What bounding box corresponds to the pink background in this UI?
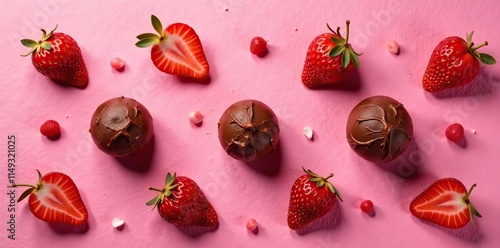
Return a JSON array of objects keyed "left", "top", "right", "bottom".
[{"left": 1, "top": 0, "right": 500, "bottom": 247}]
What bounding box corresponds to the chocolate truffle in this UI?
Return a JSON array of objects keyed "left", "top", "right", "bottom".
[
  {"left": 90, "top": 96, "right": 154, "bottom": 157},
  {"left": 346, "top": 96, "right": 413, "bottom": 163},
  {"left": 218, "top": 100, "right": 280, "bottom": 162}
]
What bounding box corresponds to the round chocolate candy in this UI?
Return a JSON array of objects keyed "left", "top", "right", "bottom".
[
  {"left": 346, "top": 96, "right": 413, "bottom": 163},
  {"left": 90, "top": 96, "right": 154, "bottom": 157},
  {"left": 218, "top": 100, "right": 280, "bottom": 162}
]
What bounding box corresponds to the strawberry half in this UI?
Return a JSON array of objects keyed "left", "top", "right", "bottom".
[
  {"left": 13, "top": 170, "right": 88, "bottom": 225},
  {"left": 287, "top": 167, "right": 342, "bottom": 230},
  {"left": 147, "top": 172, "right": 218, "bottom": 227},
  {"left": 422, "top": 32, "right": 496, "bottom": 92},
  {"left": 410, "top": 178, "right": 481, "bottom": 229},
  {"left": 136, "top": 15, "right": 209, "bottom": 79},
  {"left": 301, "top": 20, "right": 361, "bottom": 88},
  {"left": 21, "top": 25, "right": 89, "bottom": 89}
]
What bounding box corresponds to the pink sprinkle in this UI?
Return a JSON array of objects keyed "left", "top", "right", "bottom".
[
  {"left": 110, "top": 57, "right": 125, "bottom": 70},
  {"left": 387, "top": 41, "right": 399, "bottom": 55},
  {"left": 189, "top": 111, "right": 203, "bottom": 125},
  {"left": 246, "top": 218, "right": 258, "bottom": 233}
]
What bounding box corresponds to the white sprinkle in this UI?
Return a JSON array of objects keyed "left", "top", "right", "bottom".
[
  {"left": 189, "top": 111, "right": 203, "bottom": 125},
  {"left": 303, "top": 126, "right": 313, "bottom": 140},
  {"left": 387, "top": 41, "right": 399, "bottom": 55},
  {"left": 472, "top": 129, "right": 477, "bottom": 134},
  {"left": 112, "top": 218, "right": 125, "bottom": 230}
]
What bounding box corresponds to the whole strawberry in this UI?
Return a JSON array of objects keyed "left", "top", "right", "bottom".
[
  {"left": 287, "top": 167, "right": 342, "bottom": 230},
  {"left": 13, "top": 170, "right": 88, "bottom": 225},
  {"left": 422, "top": 32, "right": 496, "bottom": 92},
  {"left": 301, "top": 20, "right": 361, "bottom": 88},
  {"left": 147, "top": 172, "right": 218, "bottom": 227},
  {"left": 21, "top": 25, "right": 88, "bottom": 89},
  {"left": 136, "top": 15, "right": 209, "bottom": 79}
]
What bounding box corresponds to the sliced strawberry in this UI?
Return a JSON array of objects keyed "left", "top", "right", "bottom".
[
  {"left": 136, "top": 15, "right": 209, "bottom": 79},
  {"left": 410, "top": 178, "right": 481, "bottom": 229},
  {"left": 14, "top": 170, "right": 88, "bottom": 225}
]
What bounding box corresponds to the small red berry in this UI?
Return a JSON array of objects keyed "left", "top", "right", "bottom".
[
  {"left": 360, "top": 200, "right": 374, "bottom": 213},
  {"left": 246, "top": 218, "right": 258, "bottom": 234},
  {"left": 445, "top": 123, "right": 464, "bottom": 144},
  {"left": 110, "top": 57, "right": 125, "bottom": 70},
  {"left": 40, "top": 120, "right": 61, "bottom": 140},
  {"left": 250, "top": 37, "right": 268, "bottom": 57}
]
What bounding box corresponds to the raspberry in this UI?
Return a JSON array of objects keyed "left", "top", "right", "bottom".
[{"left": 40, "top": 120, "right": 61, "bottom": 140}]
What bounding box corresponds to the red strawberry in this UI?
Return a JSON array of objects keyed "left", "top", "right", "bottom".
[
  {"left": 13, "top": 170, "right": 88, "bottom": 225},
  {"left": 287, "top": 167, "right": 342, "bottom": 230},
  {"left": 422, "top": 32, "right": 496, "bottom": 92},
  {"left": 21, "top": 25, "right": 88, "bottom": 89},
  {"left": 136, "top": 15, "right": 209, "bottom": 79},
  {"left": 40, "top": 120, "right": 61, "bottom": 140},
  {"left": 410, "top": 178, "right": 481, "bottom": 229},
  {"left": 301, "top": 20, "right": 361, "bottom": 88},
  {"left": 147, "top": 172, "right": 218, "bottom": 227}
]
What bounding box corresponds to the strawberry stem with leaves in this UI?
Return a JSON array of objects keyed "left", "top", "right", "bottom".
[
  {"left": 326, "top": 20, "right": 361, "bottom": 68},
  {"left": 11, "top": 169, "right": 44, "bottom": 202},
  {"left": 466, "top": 32, "right": 496, "bottom": 66},
  {"left": 464, "top": 183, "right": 482, "bottom": 224},
  {"left": 146, "top": 172, "right": 178, "bottom": 210},
  {"left": 21, "top": 25, "right": 58, "bottom": 57},
  {"left": 303, "top": 167, "right": 343, "bottom": 202},
  {"left": 135, "top": 15, "right": 166, "bottom": 48}
]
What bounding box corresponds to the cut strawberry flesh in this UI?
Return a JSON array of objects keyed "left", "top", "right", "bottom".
[
  {"left": 151, "top": 23, "right": 209, "bottom": 79},
  {"left": 410, "top": 178, "right": 478, "bottom": 229},
  {"left": 29, "top": 172, "right": 88, "bottom": 225}
]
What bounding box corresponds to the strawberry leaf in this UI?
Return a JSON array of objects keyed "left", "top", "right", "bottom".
[
  {"left": 17, "top": 188, "right": 35, "bottom": 203},
  {"left": 479, "top": 53, "right": 496, "bottom": 65},
  {"left": 328, "top": 45, "right": 345, "bottom": 57},
  {"left": 341, "top": 49, "right": 350, "bottom": 68},
  {"left": 146, "top": 195, "right": 160, "bottom": 207},
  {"left": 349, "top": 49, "right": 360, "bottom": 68},
  {"left": 135, "top": 38, "right": 157, "bottom": 48},
  {"left": 151, "top": 15, "right": 163, "bottom": 35},
  {"left": 317, "top": 180, "right": 325, "bottom": 187},
  {"left": 165, "top": 172, "right": 176, "bottom": 186},
  {"left": 21, "top": 39, "right": 37, "bottom": 48},
  {"left": 41, "top": 42, "right": 52, "bottom": 51},
  {"left": 467, "top": 31, "right": 474, "bottom": 45},
  {"left": 330, "top": 36, "right": 344, "bottom": 46},
  {"left": 137, "top": 33, "right": 159, "bottom": 40}
]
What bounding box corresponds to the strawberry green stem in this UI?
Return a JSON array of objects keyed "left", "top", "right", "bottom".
[
  {"left": 323, "top": 173, "right": 334, "bottom": 181},
  {"left": 11, "top": 183, "right": 37, "bottom": 188},
  {"left": 344, "top": 20, "right": 351, "bottom": 45},
  {"left": 148, "top": 187, "right": 164, "bottom": 193},
  {"left": 472, "top": 41, "right": 488, "bottom": 51}
]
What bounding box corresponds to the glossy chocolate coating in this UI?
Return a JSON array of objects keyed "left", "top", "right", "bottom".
[
  {"left": 90, "top": 96, "right": 154, "bottom": 157},
  {"left": 218, "top": 100, "right": 280, "bottom": 162},
  {"left": 346, "top": 96, "right": 413, "bottom": 163}
]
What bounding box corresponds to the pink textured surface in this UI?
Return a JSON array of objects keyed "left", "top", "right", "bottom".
[{"left": 1, "top": 1, "right": 500, "bottom": 247}]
